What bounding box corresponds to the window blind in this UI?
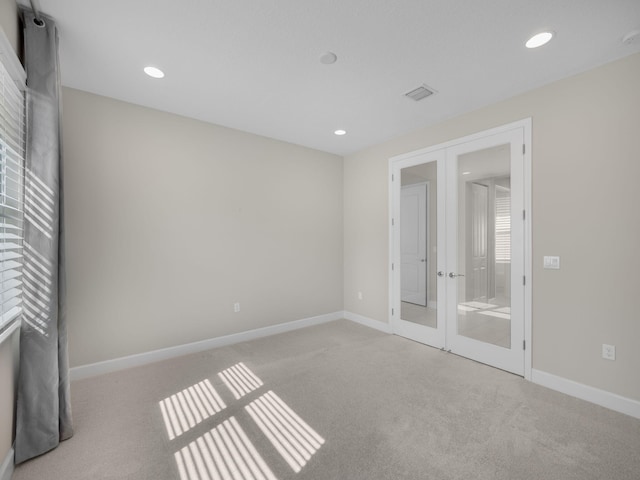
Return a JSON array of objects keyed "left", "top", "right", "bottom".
[
  {"left": 0, "top": 54, "right": 25, "bottom": 330},
  {"left": 495, "top": 185, "right": 511, "bottom": 264}
]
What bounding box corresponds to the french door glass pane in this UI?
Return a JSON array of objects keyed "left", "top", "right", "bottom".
[
  {"left": 400, "top": 162, "right": 437, "bottom": 328},
  {"left": 456, "top": 144, "right": 511, "bottom": 348}
]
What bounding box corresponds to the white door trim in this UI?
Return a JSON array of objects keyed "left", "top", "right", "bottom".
[{"left": 389, "top": 118, "right": 532, "bottom": 380}]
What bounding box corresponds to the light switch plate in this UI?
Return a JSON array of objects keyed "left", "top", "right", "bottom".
[
  {"left": 602, "top": 344, "right": 616, "bottom": 361},
  {"left": 543, "top": 256, "right": 560, "bottom": 269}
]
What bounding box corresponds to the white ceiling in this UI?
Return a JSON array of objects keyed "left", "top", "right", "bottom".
[{"left": 20, "top": 1, "right": 640, "bottom": 155}]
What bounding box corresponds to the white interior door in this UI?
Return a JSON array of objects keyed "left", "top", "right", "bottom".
[
  {"left": 391, "top": 151, "right": 446, "bottom": 349},
  {"left": 391, "top": 121, "right": 530, "bottom": 377},
  {"left": 445, "top": 129, "right": 525, "bottom": 375},
  {"left": 400, "top": 183, "right": 427, "bottom": 306}
]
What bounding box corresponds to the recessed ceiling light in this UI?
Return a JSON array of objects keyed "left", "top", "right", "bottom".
[
  {"left": 334, "top": 129, "right": 347, "bottom": 136},
  {"left": 144, "top": 66, "right": 165, "bottom": 78},
  {"left": 320, "top": 52, "right": 338, "bottom": 65},
  {"left": 526, "top": 32, "right": 554, "bottom": 49},
  {"left": 622, "top": 29, "right": 640, "bottom": 46},
  {"left": 462, "top": 171, "right": 471, "bottom": 175}
]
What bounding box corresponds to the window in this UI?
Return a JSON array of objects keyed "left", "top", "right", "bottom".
[
  {"left": 0, "top": 47, "right": 25, "bottom": 330},
  {"left": 495, "top": 184, "right": 511, "bottom": 264}
]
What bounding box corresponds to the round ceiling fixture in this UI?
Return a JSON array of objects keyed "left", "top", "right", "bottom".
[
  {"left": 622, "top": 29, "right": 640, "bottom": 45},
  {"left": 144, "top": 66, "right": 165, "bottom": 78},
  {"left": 526, "top": 31, "right": 554, "bottom": 49},
  {"left": 320, "top": 52, "right": 338, "bottom": 65},
  {"left": 334, "top": 129, "right": 347, "bottom": 136}
]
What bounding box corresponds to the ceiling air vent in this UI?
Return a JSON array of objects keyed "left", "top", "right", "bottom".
[{"left": 405, "top": 84, "right": 435, "bottom": 101}]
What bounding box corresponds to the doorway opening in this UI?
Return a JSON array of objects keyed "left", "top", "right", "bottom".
[{"left": 389, "top": 119, "right": 532, "bottom": 378}]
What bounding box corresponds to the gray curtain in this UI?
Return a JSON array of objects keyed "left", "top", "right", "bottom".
[{"left": 14, "top": 9, "right": 73, "bottom": 464}]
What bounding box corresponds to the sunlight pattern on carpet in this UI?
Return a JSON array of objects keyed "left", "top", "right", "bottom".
[
  {"left": 160, "top": 379, "right": 227, "bottom": 440},
  {"left": 174, "top": 417, "right": 277, "bottom": 480},
  {"left": 166, "top": 364, "right": 325, "bottom": 478},
  {"left": 218, "top": 362, "right": 264, "bottom": 399},
  {"left": 246, "top": 391, "right": 325, "bottom": 473}
]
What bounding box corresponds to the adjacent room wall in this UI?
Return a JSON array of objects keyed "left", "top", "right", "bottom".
[
  {"left": 62, "top": 88, "right": 343, "bottom": 367},
  {"left": 344, "top": 52, "right": 640, "bottom": 402}
]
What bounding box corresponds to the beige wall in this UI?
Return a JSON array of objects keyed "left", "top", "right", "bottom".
[
  {"left": 0, "top": 329, "right": 19, "bottom": 464},
  {"left": 0, "top": 0, "right": 18, "bottom": 54},
  {"left": 62, "top": 88, "right": 343, "bottom": 367},
  {"left": 344, "top": 53, "right": 640, "bottom": 402}
]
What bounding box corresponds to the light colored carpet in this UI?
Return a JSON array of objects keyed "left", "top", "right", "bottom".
[{"left": 13, "top": 320, "right": 640, "bottom": 480}]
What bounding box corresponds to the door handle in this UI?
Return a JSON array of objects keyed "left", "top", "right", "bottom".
[
  {"left": 420, "top": 259, "right": 426, "bottom": 262},
  {"left": 448, "top": 272, "right": 465, "bottom": 278},
  {"left": 437, "top": 271, "right": 445, "bottom": 277}
]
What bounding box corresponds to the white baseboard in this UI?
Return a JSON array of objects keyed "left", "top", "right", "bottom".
[
  {"left": 342, "top": 317, "right": 640, "bottom": 420},
  {"left": 343, "top": 311, "right": 392, "bottom": 334},
  {"left": 0, "top": 448, "right": 13, "bottom": 480},
  {"left": 531, "top": 369, "right": 640, "bottom": 420},
  {"left": 69, "top": 314, "right": 640, "bottom": 421},
  {"left": 71, "top": 311, "right": 343, "bottom": 381}
]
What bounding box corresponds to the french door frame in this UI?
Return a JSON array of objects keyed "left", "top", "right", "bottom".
[{"left": 388, "top": 119, "right": 532, "bottom": 380}]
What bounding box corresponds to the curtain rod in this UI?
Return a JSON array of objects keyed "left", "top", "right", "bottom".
[{"left": 29, "top": 0, "right": 45, "bottom": 26}]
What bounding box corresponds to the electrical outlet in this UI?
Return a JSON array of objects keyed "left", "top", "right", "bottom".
[
  {"left": 233, "top": 303, "right": 240, "bottom": 313},
  {"left": 602, "top": 344, "right": 616, "bottom": 361},
  {"left": 357, "top": 291, "right": 363, "bottom": 300}
]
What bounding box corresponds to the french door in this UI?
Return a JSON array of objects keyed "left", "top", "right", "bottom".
[{"left": 390, "top": 121, "right": 531, "bottom": 376}]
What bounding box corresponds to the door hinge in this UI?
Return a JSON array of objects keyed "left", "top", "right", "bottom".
[
  {"left": 523, "top": 340, "right": 526, "bottom": 350},
  {"left": 522, "top": 144, "right": 525, "bottom": 155},
  {"left": 523, "top": 276, "right": 526, "bottom": 286},
  {"left": 392, "top": 174, "right": 395, "bottom": 181},
  {"left": 523, "top": 209, "right": 526, "bottom": 220},
  {"left": 392, "top": 308, "right": 395, "bottom": 316},
  {"left": 392, "top": 263, "right": 395, "bottom": 271},
  {"left": 392, "top": 218, "right": 395, "bottom": 226}
]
